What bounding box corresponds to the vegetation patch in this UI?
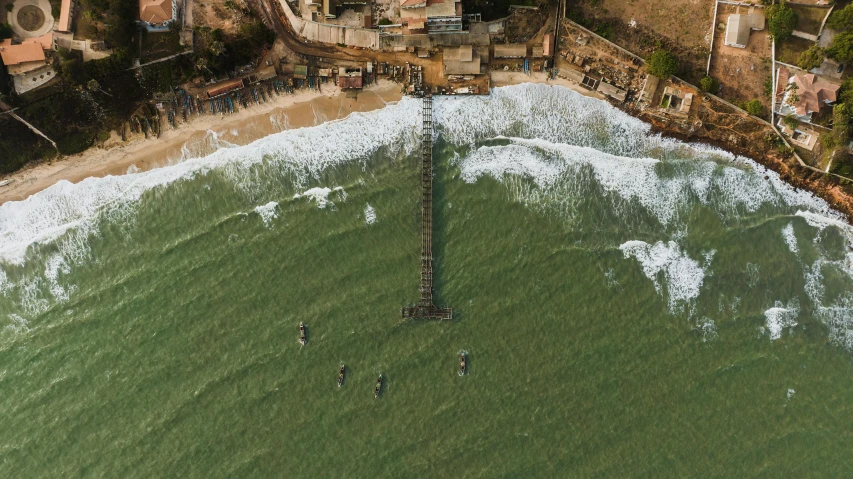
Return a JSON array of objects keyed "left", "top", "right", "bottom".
[
  {"left": 776, "top": 36, "right": 814, "bottom": 65},
  {"left": 790, "top": 4, "right": 828, "bottom": 36}
]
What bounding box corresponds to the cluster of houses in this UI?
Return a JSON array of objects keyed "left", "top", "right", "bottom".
[
  {"left": 719, "top": 7, "right": 841, "bottom": 152},
  {"left": 0, "top": 0, "right": 73, "bottom": 93},
  {"left": 1, "top": 0, "right": 176, "bottom": 94},
  {"left": 442, "top": 34, "right": 552, "bottom": 79}
]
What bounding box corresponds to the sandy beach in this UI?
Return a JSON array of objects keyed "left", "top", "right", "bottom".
[
  {"left": 0, "top": 80, "right": 403, "bottom": 204},
  {"left": 0, "top": 73, "right": 598, "bottom": 204}
]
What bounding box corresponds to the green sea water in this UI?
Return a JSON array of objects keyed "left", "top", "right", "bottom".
[{"left": 3, "top": 84, "right": 853, "bottom": 476}]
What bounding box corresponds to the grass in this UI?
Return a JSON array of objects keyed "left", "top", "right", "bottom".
[
  {"left": 830, "top": 153, "right": 853, "bottom": 179},
  {"left": 776, "top": 36, "right": 814, "bottom": 65},
  {"left": 139, "top": 30, "right": 184, "bottom": 63},
  {"left": 790, "top": 4, "right": 829, "bottom": 36}
]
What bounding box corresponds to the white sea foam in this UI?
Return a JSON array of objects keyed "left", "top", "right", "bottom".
[
  {"left": 0, "top": 268, "right": 11, "bottom": 296},
  {"left": 0, "top": 97, "right": 419, "bottom": 266},
  {"left": 764, "top": 300, "right": 799, "bottom": 340},
  {"left": 254, "top": 202, "right": 279, "bottom": 227},
  {"left": 18, "top": 276, "right": 49, "bottom": 316},
  {"left": 619, "top": 240, "right": 709, "bottom": 312},
  {"left": 3, "top": 314, "right": 29, "bottom": 335},
  {"left": 364, "top": 204, "right": 376, "bottom": 225},
  {"left": 697, "top": 317, "right": 718, "bottom": 342},
  {"left": 294, "top": 186, "right": 347, "bottom": 209},
  {"left": 782, "top": 222, "right": 799, "bottom": 256},
  {"left": 455, "top": 135, "right": 834, "bottom": 228},
  {"left": 796, "top": 210, "right": 853, "bottom": 245},
  {"left": 44, "top": 254, "right": 72, "bottom": 302}
]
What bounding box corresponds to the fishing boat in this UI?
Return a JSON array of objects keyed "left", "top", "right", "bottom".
[
  {"left": 459, "top": 352, "right": 467, "bottom": 376},
  {"left": 337, "top": 364, "right": 345, "bottom": 387},
  {"left": 0, "top": 179, "right": 13, "bottom": 187},
  {"left": 299, "top": 322, "right": 307, "bottom": 345},
  {"left": 374, "top": 374, "right": 382, "bottom": 398}
]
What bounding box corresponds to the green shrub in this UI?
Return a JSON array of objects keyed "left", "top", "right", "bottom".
[
  {"left": 698, "top": 76, "right": 719, "bottom": 94},
  {"left": 828, "top": 3, "right": 853, "bottom": 31},
  {"left": 647, "top": 49, "right": 679, "bottom": 78},
  {"left": 766, "top": 1, "right": 798, "bottom": 42},
  {"left": 782, "top": 114, "right": 799, "bottom": 130},
  {"left": 378, "top": 18, "right": 392, "bottom": 26},
  {"left": 828, "top": 31, "right": 853, "bottom": 64},
  {"left": 57, "top": 130, "right": 94, "bottom": 155},
  {"left": 743, "top": 99, "right": 764, "bottom": 117},
  {"left": 797, "top": 45, "right": 825, "bottom": 71}
]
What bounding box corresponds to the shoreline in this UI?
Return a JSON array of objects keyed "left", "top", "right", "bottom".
[
  {"left": 0, "top": 73, "right": 599, "bottom": 205},
  {"left": 3, "top": 72, "right": 851, "bottom": 225},
  {"left": 0, "top": 80, "right": 403, "bottom": 204}
]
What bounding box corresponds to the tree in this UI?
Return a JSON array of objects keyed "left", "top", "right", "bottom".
[
  {"left": 0, "top": 23, "right": 12, "bottom": 41},
  {"left": 744, "top": 99, "right": 764, "bottom": 117},
  {"left": 828, "top": 31, "right": 853, "bottom": 64},
  {"left": 698, "top": 76, "right": 720, "bottom": 94},
  {"left": 840, "top": 78, "right": 853, "bottom": 106},
  {"left": 60, "top": 57, "right": 86, "bottom": 85},
  {"left": 833, "top": 103, "right": 852, "bottom": 147},
  {"left": 647, "top": 49, "right": 679, "bottom": 78},
  {"left": 786, "top": 83, "right": 800, "bottom": 107},
  {"left": 798, "top": 45, "right": 825, "bottom": 71},
  {"left": 766, "top": 1, "right": 798, "bottom": 42},
  {"left": 782, "top": 114, "right": 799, "bottom": 130},
  {"left": 828, "top": 3, "right": 853, "bottom": 32}
]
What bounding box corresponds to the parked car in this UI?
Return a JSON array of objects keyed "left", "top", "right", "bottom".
[{"left": 838, "top": 63, "right": 845, "bottom": 74}]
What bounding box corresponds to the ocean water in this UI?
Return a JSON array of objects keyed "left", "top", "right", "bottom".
[{"left": 2, "top": 84, "right": 853, "bottom": 476}]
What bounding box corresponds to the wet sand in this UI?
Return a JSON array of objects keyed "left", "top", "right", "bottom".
[
  {"left": 0, "top": 73, "right": 595, "bottom": 205},
  {"left": 0, "top": 81, "right": 402, "bottom": 204}
]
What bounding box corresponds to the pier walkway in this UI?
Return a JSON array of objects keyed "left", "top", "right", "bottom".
[{"left": 402, "top": 95, "right": 452, "bottom": 320}]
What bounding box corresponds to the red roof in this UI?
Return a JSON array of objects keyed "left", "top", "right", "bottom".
[{"left": 338, "top": 76, "right": 363, "bottom": 89}]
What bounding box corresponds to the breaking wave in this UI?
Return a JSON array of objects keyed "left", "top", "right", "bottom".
[
  {"left": 5, "top": 82, "right": 853, "bottom": 355},
  {"left": 0, "top": 97, "right": 419, "bottom": 267},
  {"left": 619, "top": 240, "right": 711, "bottom": 313}
]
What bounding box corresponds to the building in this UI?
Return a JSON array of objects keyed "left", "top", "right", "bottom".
[
  {"left": 443, "top": 44, "right": 482, "bottom": 75},
  {"left": 309, "top": 0, "right": 369, "bottom": 23},
  {"left": 138, "top": 0, "right": 175, "bottom": 31},
  {"left": 543, "top": 33, "right": 553, "bottom": 57},
  {"left": 206, "top": 78, "right": 245, "bottom": 98},
  {"left": 400, "top": 0, "right": 462, "bottom": 34},
  {"left": 57, "top": 0, "right": 75, "bottom": 33},
  {"left": 724, "top": 12, "right": 765, "bottom": 48},
  {"left": 338, "top": 67, "right": 363, "bottom": 89},
  {"left": 777, "top": 119, "right": 818, "bottom": 151},
  {"left": 597, "top": 81, "right": 627, "bottom": 102},
  {"left": 660, "top": 86, "right": 693, "bottom": 117},
  {"left": 0, "top": 37, "right": 57, "bottom": 94},
  {"left": 639, "top": 74, "right": 660, "bottom": 105},
  {"left": 776, "top": 67, "right": 839, "bottom": 120},
  {"left": 493, "top": 44, "right": 526, "bottom": 59}
]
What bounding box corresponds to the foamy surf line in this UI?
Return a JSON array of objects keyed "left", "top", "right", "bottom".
[{"left": 0, "top": 97, "right": 420, "bottom": 266}]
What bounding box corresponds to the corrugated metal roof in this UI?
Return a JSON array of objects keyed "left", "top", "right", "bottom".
[{"left": 494, "top": 44, "right": 526, "bottom": 58}]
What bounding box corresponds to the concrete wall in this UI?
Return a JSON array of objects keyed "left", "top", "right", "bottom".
[
  {"left": 278, "top": 0, "right": 379, "bottom": 48},
  {"left": 379, "top": 32, "right": 490, "bottom": 49}
]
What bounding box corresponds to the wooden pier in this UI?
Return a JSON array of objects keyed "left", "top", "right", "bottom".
[{"left": 402, "top": 95, "right": 452, "bottom": 321}]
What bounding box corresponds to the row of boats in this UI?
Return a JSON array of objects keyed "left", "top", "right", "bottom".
[{"left": 298, "top": 322, "right": 467, "bottom": 398}]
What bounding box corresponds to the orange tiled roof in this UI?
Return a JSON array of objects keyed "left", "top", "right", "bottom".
[{"left": 0, "top": 39, "right": 46, "bottom": 66}]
